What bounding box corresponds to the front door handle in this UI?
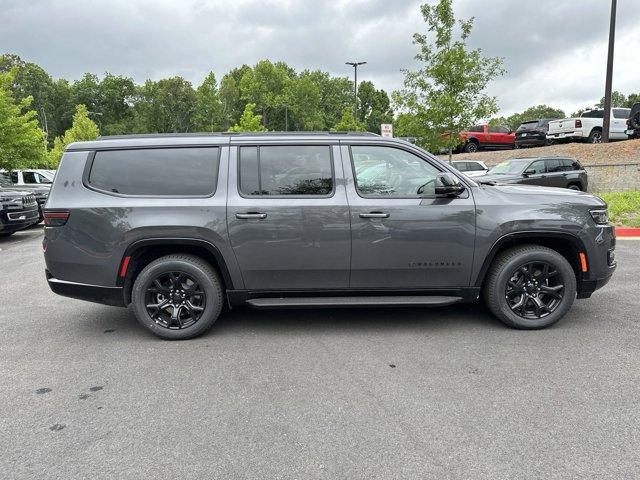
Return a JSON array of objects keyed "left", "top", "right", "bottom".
[
  {"left": 359, "top": 212, "right": 390, "bottom": 219},
  {"left": 236, "top": 212, "right": 267, "bottom": 220}
]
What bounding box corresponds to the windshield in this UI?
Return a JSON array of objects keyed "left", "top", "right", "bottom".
[{"left": 488, "top": 159, "right": 531, "bottom": 175}]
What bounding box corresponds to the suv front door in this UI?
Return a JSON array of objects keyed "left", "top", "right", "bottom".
[
  {"left": 227, "top": 143, "right": 351, "bottom": 290},
  {"left": 521, "top": 160, "right": 551, "bottom": 187},
  {"left": 341, "top": 143, "right": 476, "bottom": 289}
]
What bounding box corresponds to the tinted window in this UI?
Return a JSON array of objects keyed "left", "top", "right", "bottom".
[
  {"left": 517, "top": 121, "right": 537, "bottom": 132},
  {"left": 583, "top": 110, "right": 604, "bottom": 119},
  {"left": 239, "top": 145, "right": 333, "bottom": 196},
  {"left": 561, "top": 159, "right": 582, "bottom": 171},
  {"left": 489, "top": 125, "right": 510, "bottom": 133},
  {"left": 613, "top": 108, "right": 631, "bottom": 119},
  {"left": 352, "top": 146, "right": 439, "bottom": 197},
  {"left": 89, "top": 147, "right": 219, "bottom": 196},
  {"left": 10, "top": 171, "right": 18, "bottom": 183},
  {"left": 452, "top": 162, "right": 469, "bottom": 171},
  {"left": 23, "top": 172, "right": 38, "bottom": 183},
  {"left": 468, "top": 125, "right": 484, "bottom": 133},
  {"left": 527, "top": 160, "right": 546, "bottom": 174},
  {"left": 466, "top": 162, "right": 485, "bottom": 171},
  {"left": 545, "top": 159, "right": 562, "bottom": 173}
]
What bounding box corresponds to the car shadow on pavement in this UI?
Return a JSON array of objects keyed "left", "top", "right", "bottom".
[{"left": 83, "top": 303, "right": 504, "bottom": 341}]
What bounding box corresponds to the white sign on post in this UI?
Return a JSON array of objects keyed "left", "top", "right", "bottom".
[{"left": 380, "top": 124, "right": 393, "bottom": 137}]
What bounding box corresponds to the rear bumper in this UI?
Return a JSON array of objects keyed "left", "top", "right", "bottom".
[
  {"left": 547, "top": 131, "right": 584, "bottom": 140},
  {"left": 46, "top": 271, "right": 125, "bottom": 307}
]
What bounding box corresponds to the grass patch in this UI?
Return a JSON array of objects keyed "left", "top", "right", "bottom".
[{"left": 598, "top": 191, "right": 640, "bottom": 227}]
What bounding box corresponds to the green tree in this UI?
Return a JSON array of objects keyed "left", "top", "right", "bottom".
[
  {"left": 331, "top": 108, "right": 365, "bottom": 132},
  {"left": 357, "top": 81, "right": 393, "bottom": 133},
  {"left": 47, "top": 104, "right": 99, "bottom": 166},
  {"left": 239, "top": 60, "right": 290, "bottom": 128},
  {"left": 131, "top": 77, "right": 196, "bottom": 133},
  {"left": 394, "top": 0, "right": 504, "bottom": 160},
  {"left": 490, "top": 104, "right": 566, "bottom": 131},
  {"left": 626, "top": 93, "right": 640, "bottom": 108},
  {"left": 0, "top": 70, "right": 47, "bottom": 170},
  {"left": 598, "top": 91, "right": 627, "bottom": 108},
  {"left": 228, "top": 103, "right": 267, "bottom": 132},
  {"left": 192, "top": 72, "right": 223, "bottom": 132}
]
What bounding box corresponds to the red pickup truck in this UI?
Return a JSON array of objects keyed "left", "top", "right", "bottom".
[{"left": 458, "top": 124, "right": 515, "bottom": 153}]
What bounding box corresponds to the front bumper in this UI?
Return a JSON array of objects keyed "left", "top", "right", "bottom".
[
  {"left": 0, "top": 206, "right": 39, "bottom": 233},
  {"left": 46, "top": 271, "right": 125, "bottom": 307},
  {"left": 576, "top": 225, "right": 617, "bottom": 299}
]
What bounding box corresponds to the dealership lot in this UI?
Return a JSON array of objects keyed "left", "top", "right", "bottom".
[{"left": 1, "top": 228, "right": 639, "bottom": 479}]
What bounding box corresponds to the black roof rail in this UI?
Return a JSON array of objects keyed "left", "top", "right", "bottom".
[{"left": 97, "top": 131, "right": 381, "bottom": 140}]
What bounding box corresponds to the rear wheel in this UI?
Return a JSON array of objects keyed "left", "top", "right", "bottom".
[
  {"left": 567, "top": 183, "right": 582, "bottom": 191},
  {"left": 484, "top": 245, "right": 576, "bottom": 329},
  {"left": 131, "top": 254, "right": 223, "bottom": 340},
  {"left": 464, "top": 141, "right": 479, "bottom": 153},
  {"left": 587, "top": 129, "right": 602, "bottom": 144},
  {"left": 0, "top": 231, "right": 14, "bottom": 237}
]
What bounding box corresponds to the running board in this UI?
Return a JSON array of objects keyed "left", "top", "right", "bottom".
[{"left": 246, "top": 295, "right": 462, "bottom": 309}]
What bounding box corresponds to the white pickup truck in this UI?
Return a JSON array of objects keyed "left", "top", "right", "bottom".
[{"left": 547, "top": 108, "right": 630, "bottom": 143}]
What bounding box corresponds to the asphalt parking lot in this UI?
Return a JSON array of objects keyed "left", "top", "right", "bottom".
[{"left": 1, "top": 227, "right": 639, "bottom": 479}]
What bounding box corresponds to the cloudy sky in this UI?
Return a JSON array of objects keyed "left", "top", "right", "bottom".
[{"left": 1, "top": 0, "right": 639, "bottom": 116}]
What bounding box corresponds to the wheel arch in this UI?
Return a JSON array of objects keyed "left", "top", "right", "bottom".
[
  {"left": 118, "top": 238, "right": 235, "bottom": 305},
  {"left": 475, "top": 231, "right": 587, "bottom": 289}
]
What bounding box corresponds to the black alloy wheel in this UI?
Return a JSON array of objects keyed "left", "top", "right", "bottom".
[
  {"left": 505, "top": 262, "right": 564, "bottom": 319},
  {"left": 144, "top": 271, "right": 206, "bottom": 329}
]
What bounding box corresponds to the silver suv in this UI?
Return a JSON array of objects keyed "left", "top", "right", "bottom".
[{"left": 43, "top": 133, "right": 616, "bottom": 339}]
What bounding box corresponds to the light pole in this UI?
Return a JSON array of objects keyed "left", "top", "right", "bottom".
[
  {"left": 602, "top": 0, "right": 617, "bottom": 143},
  {"left": 346, "top": 61, "right": 366, "bottom": 120}
]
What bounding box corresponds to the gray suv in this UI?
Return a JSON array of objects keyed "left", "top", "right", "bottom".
[
  {"left": 44, "top": 133, "right": 616, "bottom": 339},
  {"left": 477, "top": 157, "right": 588, "bottom": 191}
]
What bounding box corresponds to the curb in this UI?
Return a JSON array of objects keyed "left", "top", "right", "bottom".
[{"left": 615, "top": 227, "right": 640, "bottom": 237}]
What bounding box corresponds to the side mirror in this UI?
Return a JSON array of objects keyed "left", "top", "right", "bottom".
[
  {"left": 435, "top": 172, "right": 465, "bottom": 197},
  {"left": 523, "top": 169, "right": 535, "bottom": 176}
]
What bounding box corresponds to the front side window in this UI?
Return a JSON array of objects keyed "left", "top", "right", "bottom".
[
  {"left": 527, "top": 160, "right": 546, "bottom": 174},
  {"left": 23, "top": 172, "right": 38, "bottom": 183},
  {"left": 467, "top": 162, "right": 484, "bottom": 171},
  {"left": 545, "top": 159, "right": 562, "bottom": 173},
  {"left": 239, "top": 145, "right": 333, "bottom": 196},
  {"left": 88, "top": 147, "right": 219, "bottom": 196},
  {"left": 351, "top": 145, "right": 439, "bottom": 197}
]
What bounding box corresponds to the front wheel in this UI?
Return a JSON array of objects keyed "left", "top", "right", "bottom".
[
  {"left": 464, "top": 141, "right": 479, "bottom": 153},
  {"left": 484, "top": 245, "right": 576, "bottom": 329},
  {"left": 131, "top": 254, "right": 223, "bottom": 340}
]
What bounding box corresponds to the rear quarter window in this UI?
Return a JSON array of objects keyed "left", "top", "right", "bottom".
[{"left": 87, "top": 147, "right": 220, "bottom": 196}]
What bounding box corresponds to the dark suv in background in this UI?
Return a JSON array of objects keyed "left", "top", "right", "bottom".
[
  {"left": 477, "top": 157, "right": 588, "bottom": 191},
  {"left": 0, "top": 188, "right": 39, "bottom": 237},
  {"left": 44, "top": 133, "right": 615, "bottom": 339},
  {"left": 515, "top": 119, "right": 556, "bottom": 148}
]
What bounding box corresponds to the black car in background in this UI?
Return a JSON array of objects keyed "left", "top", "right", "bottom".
[
  {"left": 627, "top": 103, "right": 640, "bottom": 139},
  {"left": 476, "top": 157, "right": 588, "bottom": 191},
  {"left": 0, "top": 189, "right": 39, "bottom": 237},
  {"left": 0, "top": 174, "right": 49, "bottom": 221},
  {"left": 515, "top": 119, "right": 557, "bottom": 148}
]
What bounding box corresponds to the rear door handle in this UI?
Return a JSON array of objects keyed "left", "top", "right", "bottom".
[
  {"left": 236, "top": 212, "right": 267, "bottom": 220},
  {"left": 359, "top": 212, "right": 390, "bottom": 219}
]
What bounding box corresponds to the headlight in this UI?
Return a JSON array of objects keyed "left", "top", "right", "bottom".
[{"left": 590, "top": 209, "right": 609, "bottom": 225}]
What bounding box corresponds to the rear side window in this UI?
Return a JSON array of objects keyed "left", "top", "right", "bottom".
[
  {"left": 239, "top": 145, "right": 333, "bottom": 196},
  {"left": 561, "top": 159, "right": 582, "bottom": 171},
  {"left": 468, "top": 125, "right": 484, "bottom": 133},
  {"left": 452, "top": 162, "right": 468, "bottom": 171},
  {"left": 466, "top": 162, "right": 485, "bottom": 171},
  {"left": 613, "top": 108, "right": 630, "bottom": 119},
  {"left": 88, "top": 147, "right": 219, "bottom": 196},
  {"left": 545, "top": 159, "right": 562, "bottom": 173}
]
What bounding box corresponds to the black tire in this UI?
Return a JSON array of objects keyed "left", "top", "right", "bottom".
[
  {"left": 587, "top": 129, "right": 602, "bottom": 144},
  {"left": 131, "top": 254, "right": 223, "bottom": 340},
  {"left": 484, "top": 245, "right": 576, "bottom": 329},
  {"left": 630, "top": 111, "right": 640, "bottom": 130},
  {"left": 567, "top": 183, "right": 582, "bottom": 191},
  {"left": 0, "top": 231, "right": 15, "bottom": 237},
  {"left": 464, "top": 141, "right": 479, "bottom": 153}
]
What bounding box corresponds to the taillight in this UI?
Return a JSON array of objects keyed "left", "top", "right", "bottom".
[
  {"left": 44, "top": 211, "right": 70, "bottom": 226},
  {"left": 575, "top": 119, "right": 582, "bottom": 128}
]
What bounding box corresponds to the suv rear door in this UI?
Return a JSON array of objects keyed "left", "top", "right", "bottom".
[
  {"left": 226, "top": 142, "right": 351, "bottom": 290},
  {"left": 341, "top": 142, "right": 476, "bottom": 289}
]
